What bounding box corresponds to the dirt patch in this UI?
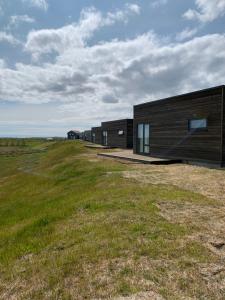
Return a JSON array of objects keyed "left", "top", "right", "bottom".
[
  {"left": 157, "top": 200, "right": 225, "bottom": 257},
  {"left": 157, "top": 201, "right": 225, "bottom": 232},
  {"left": 199, "top": 263, "right": 225, "bottom": 278},
  {"left": 112, "top": 291, "right": 165, "bottom": 300},
  {"left": 122, "top": 164, "right": 225, "bottom": 202},
  {"left": 139, "top": 162, "right": 225, "bottom": 284},
  {"left": 64, "top": 256, "right": 225, "bottom": 300}
]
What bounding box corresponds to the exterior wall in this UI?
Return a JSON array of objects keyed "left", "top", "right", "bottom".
[
  {"left": 83, "top": 130, "right": 92, "bottom": 142},
  {"left": 91, "top": 126, "right": 102, "bottom": 144},
  {"left": 127, "top": 119, "right": 134, "bottom": 148},
  {"left": 222, "top": 86, "right": 225, "bottom": 166},
  {"left": 134, "top": 87, "right": 223, "bottom": 165},
  {"left": 101, "top": 119, "right": 133, "bottom": 149},
  {"left": 67, "top": 131, "right": 80, "bottom": 140}
]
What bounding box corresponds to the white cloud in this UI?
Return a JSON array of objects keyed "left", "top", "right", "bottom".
[
  {"left": 1, "top": 6, "right": 225, "bottom": 130},
  {"left": 25, "top": 5, "right": 140, "bottom": 60},
  {"left": 183, "top": 0, "right": 225, "bottom": 23},
  {"left": 151, "top": 0, "right": 168, "bottom": 8},
  {"left": 24, "top": 7, "right": 102, "bottom": 60},
  {"left": 0, "top": 59, "right": 6, "bottom": 68},
  {"left": 0, "top": 1, "right": 3, "bottom": 15},
  {"left": 126, "top": 3, "right": 141, "bottom": 14},
  {"left": 1, "top": 33, "right": 225, "bottom": 110},
  {"left": 100, "top": 3, "right": 141, "bottom": 26},
  {"left": 0, "top": 31, "right": 21, "bottom": 45},
  {"left": 22, "top": 0, "right": 48, "bottom": 11},
  {"left": 104, "top": 3, "right": 140, "bottom": 25},
  {"left": 9, "top": 15, "right": 35, "bottom": 28},
  {"left": 176, "top": 27, "right": 198, "bottom": 41}
]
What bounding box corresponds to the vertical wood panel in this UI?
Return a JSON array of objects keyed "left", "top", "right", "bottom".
[
  {"left": 91, "top": 127, "right": 102, "bottom": 144},
  {"left": 101, "top": 119, "right": 133, "bottom": 148},
  {"left": 83, "top": 130, "right": 92, "bottom": 142},
  {"left": 134, "top": 86, "right": 224, "bottom": 164},
  {"left": 222, "top": 87, "right": 225, "bottom": 166}
]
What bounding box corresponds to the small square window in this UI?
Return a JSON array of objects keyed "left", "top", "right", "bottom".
[
  {"left": 118, "top": 130, "right": 124, "bottom": 135},
  {"left": 188, "top": 118, "right": 207, "bottom": 130}
]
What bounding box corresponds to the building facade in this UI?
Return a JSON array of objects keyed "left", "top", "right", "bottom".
[
  {"left": 91, "top": 126, "right": 102, "bottom": 144},
  {"left": 133, "top": 85, "right": 225, "bottom": 166},
  {"left": 101, "top": 119, "right": 133, "bottom": 149},
  {"left": 67, "top": 130, "right": 80, "bottom": 140},
  {"left": 83, "top": 130, "right": 92, "bottom": 142}
]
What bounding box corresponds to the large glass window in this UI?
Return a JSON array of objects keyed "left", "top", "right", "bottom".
[
  {"left": 137, "top": 123, "right": 150, "bottom": 154},
  {"left": 92, "top": 133, "right": 96, "bottom": 143},
  {"left": 102, "top": 131, "right": 108, "bottom": 146},
  {"left": 144, "top": 124, "right": 150, "bottom": 153},
  {"left": 118, "top": 130, "right": 124, "bottom": 136},
  {"left": 189, "top": 119, "right": 207, "bottom": 130},
  {"left": 138, "top": 124, "right": 144, "bottom": 153}
]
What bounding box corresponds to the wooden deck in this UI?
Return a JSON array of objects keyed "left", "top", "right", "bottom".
[
  {"left": 98, "top": 150, "right": 182, "bottom": 164},
  {"left": 85, "top": 143, "right": 115, "bottom": 149}
]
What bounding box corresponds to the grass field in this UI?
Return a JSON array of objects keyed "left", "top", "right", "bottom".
[{"left": 0, "top": 139, "right": 225, "bottom": 299}]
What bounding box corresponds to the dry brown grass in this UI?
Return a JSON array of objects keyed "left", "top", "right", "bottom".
[
  {"left": 122, "top": 163, "right": 225, "bottom": 201},
  {"left": 2, "top": 142, "right": 225, "bottom": 300}
]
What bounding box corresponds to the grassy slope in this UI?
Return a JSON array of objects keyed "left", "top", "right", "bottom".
[{"left": 0, "top": 140, "right": 220, "bottom": 299}]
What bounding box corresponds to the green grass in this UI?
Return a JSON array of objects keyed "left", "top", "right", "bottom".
[
  {"left": 0, "top": 138, "right": 27, "bottom": 147},
  {"left": 0, "top": 140, "right": 218, "bottom": 299}
]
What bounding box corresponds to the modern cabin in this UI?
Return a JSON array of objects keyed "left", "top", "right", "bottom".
[
  {"left": 133, "top": 85, "right": 225, "bottom": 167},
  {"left": 101, "top": 119, "right": 133, "bottom": 149},
  {"left": 67, "top": 130, "right": 80, "bottom": 140},
  {"left": 83, "top": 130, "right": 92, "bottom": 142},
  {"left": 91, "top": 126, "right": 102, "bottom": 144}
]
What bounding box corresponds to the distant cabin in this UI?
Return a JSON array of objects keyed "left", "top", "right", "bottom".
[
  {"left": 91, "top": 127, "right": 102, "bottom": 144},
  {"left": 101, "top": 119, "right": 133, "bottom": 149},
  {"left": 133, "top": 85, "right": 225, "bottom": 167},
  {"left": 83, "top": 130, "right": 92, "bottom": 142},
  {"left": 67, "top": 130, "right": 80, "bottom": 140},
  {"left": 91, "top": 119, "right": 133, "bottom": 149}
]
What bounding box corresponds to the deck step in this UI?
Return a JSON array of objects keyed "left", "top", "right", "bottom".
[{"left": 98, "top": 151, "right": 182, "bottom": 165}]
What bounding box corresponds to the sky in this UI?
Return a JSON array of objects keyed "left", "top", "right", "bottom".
[{"left": 0, "top": 0, "right": 225, "bottom": 137}]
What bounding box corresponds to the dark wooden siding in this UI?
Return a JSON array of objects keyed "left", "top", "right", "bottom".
[
  {"left": 91, "top": 126, "right": 102, "bottom": 144},
  {"left": 134, "top": 86, "right": 223, "bottom": 165},
  {"left": 101, "top": 119, "right": 133, "bottom": 149},
  {"left": 67, "top": 131, "right": 80, "bottom": 140},
  {"left": 222, "top": 86, "right": 225, "bottom": 166},
  {"left": 83, "top": 130, "right": 92, "bottom": 142},
  {"left": 127, "top": 119, "right": 134, "bottom": 148}
]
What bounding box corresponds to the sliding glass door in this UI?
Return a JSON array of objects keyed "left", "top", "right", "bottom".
[
  {"left": 137, "top": 123, "right": 150, "bottom": 154},
  {"left": 102, "top": 131, "right": 108, "bottom": 146},
  {"left": 92, "top": 133, "right": 96, "bottom": 143}
]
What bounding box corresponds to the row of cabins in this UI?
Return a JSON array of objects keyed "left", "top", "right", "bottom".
[
  {"left": 68, "top": 85, "right": 225, "bottom": 167},
  {"left": 92, "top": 119, "right": 134, "bottom": 149}
]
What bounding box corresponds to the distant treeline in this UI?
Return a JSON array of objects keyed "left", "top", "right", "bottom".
[{"left": 0, "top": 139, "right": 27, "bottom": 147}]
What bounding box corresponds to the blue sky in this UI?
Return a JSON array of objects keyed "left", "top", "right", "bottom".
[{"left": 0, "top": 0, "right": 225, "bottom": 137}]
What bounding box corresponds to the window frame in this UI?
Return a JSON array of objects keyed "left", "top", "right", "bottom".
[
  {"left": 118, "top": 130, "right": 124, "bottom": 136},
  {"left": 188, "top": 118, "right": 208, "bottom": 132},
  {"left": 102, "top": 130, "right": 108, "bottom": 146},
  {"left": 137, "top": 123, "right": 150, "bottom": 154}
]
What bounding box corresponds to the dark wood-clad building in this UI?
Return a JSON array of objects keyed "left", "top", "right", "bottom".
[
  {"left": 91, "top": 126, "right": 102, "bottom": 144},
  {"left": 67, "top": 130, "right": 80, "bottom": 140},
  {"left": 101, "top": 119, "right": 133, "bottom": 148},
  {"left": 83, "top": 130, "right": 92, "bottom": 142},
  {"left": 133, "top": 85, "right": 225, "bottom": 166}
]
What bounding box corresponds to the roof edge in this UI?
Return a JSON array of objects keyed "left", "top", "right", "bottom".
[
  {"left": 134, "top": 85, "right": 225, "bottom": 108},
  {"left": 101, "top": 118, "right": 133, "bottom": 124}
]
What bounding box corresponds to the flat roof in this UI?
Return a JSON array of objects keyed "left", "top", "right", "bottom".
[
  {"left": 67, "top": 130, "right": 80, "bottom": 133},
  {"left": 101, "top": 118, "right": 133, "bottom": 124},
  {"left": 134, "top": 85, "right": 225, "bottom": 108}
]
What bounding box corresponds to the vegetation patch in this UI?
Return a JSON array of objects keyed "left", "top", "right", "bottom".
[{"left": 0, "top": 140, "right": 224, "bottom": 299}]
